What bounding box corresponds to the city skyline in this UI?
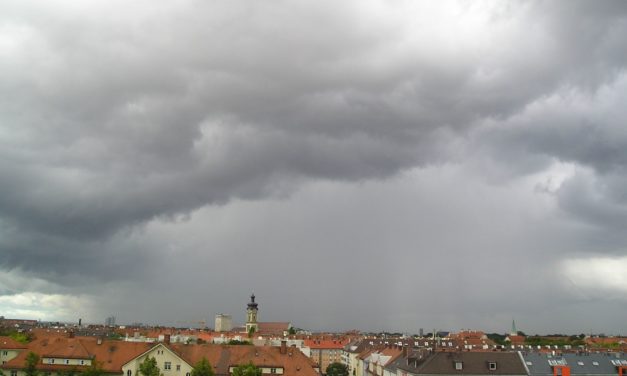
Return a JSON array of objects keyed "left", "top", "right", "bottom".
[{"left": 1, "top": 0, "right": 627, "bottom": 333}]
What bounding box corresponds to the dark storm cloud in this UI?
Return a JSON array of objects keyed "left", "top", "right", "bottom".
[{"left": 1, "top": 0, "right": 627, "bottom": 331}]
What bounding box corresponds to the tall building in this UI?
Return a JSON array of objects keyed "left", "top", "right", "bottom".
[
  {"left": 215, "top": 314, "right": 233, "bottom": 332},
  {"left": 105, "top": 315, "right": 116, "bottom": 327},
  {"left": 245, "top": 294, "right": 259, "bottom": 334}
]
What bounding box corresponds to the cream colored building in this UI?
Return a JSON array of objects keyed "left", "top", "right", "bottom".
[
  {"left": 0, "top": 337, "right": 26, "bottom": 367},
  {"left": 215, "top": 315, "right": 233, "bottom": 333},
  {"left": 122, "top": 343, "right": 192, "bottom": 376}
]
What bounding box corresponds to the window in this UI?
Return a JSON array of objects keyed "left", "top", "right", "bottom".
[
  {"left": 2, "top": 351, "right": 7, "bottom": 355},
  {"left": 80, "top": 360, "right": 85, "bottom": 365},
  {"left": 592, "top": 362, "right": 599, "bottom": 366},
  {"left": 270, "top": 368, "right": 277, "bottom": 374},
  {"left": 65, "top": 360, "right": 70, "bottom": 365},
  {"left": 455, "top": 362, "right": 463, "bottom": 370},
  {"left": 128, "top": 370, "right": 132, "bottom": 376},
  {"left": 165, "top": 362, "right": 171, "bottom": 370},
  {"left": 11, "top": 371, "right": 18, "bottom": 376},
  {"left": 548, "top": 360, "right": 567, "bottom": 366},
  {"left": 577, "top": 362, "right": 584, "bottom": 366},
  {"left": 489, "top": 362, "right": 497, "bottom": 370},
  {"left": 526, "top": 362, "right": 533, "bottom": 366},
  {"left": 176, "top": 365, "right": 181, "bottom": 371},
  {"left": 48, "top": 359, "right": 55, "bottom": 364}
]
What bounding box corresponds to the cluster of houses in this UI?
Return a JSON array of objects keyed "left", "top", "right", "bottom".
[
  {"left": 2, "top": 332, "right": 627, "bottom": 376},
  {"left": 342, "top": 338, "right": 627, "bottom": 376},
  {"left": 2, "top": 299, "right": 626, "bottom": 376},
  {"left": 0, "top": 333, "right": 320, "bottom": 376}
]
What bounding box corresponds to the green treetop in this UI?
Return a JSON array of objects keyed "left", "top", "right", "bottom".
[
  {"left": 232, "top": 362, "right": 261, "bottom": 376},
  {"left": 81, "top": 361, "right": 105, "bottom": 376},
  {"left": 25, "top": 352, "right": 40, "bottom": 376},
  {"left": 326, "top": 362, "right": 349, "bottom": 376},
  {"left": 191, "top": 357, "right": 214, "bottom": 376},
  {"left": 139, "top": 357, "right": 162, "bottom": 376}
]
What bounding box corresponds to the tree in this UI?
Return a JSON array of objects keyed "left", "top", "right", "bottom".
[
  {"left": 81, "top": 362, "right": 105, "bottom": 376},
  {"left": 59, "top": 368, "right": 78, "bottom": 376},
  {"left": 247, "top": 326, "right": 256, "bottom": 339},
  {"left": 231, "top": 362, "right": 261, "bottom": 376},
  {"left": 288, "top": 327, "right": 296, "bottom": 335},
  {"left": 326, "top": 362, "right": 349, "bottom": 376},
  {"left": 227, "top": 340, "right": 251, "bottom": 345},
  {"left": 139, "top": 357, "right": 162, "bottom": 376},
  {"left": 190, "top": 357, "right": 214, "bottom": 376},
  {"left": 25, "top": 352, "right": 40, "bottom": 376}
]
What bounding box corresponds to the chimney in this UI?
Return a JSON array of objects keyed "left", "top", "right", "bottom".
[
  {"left": 97, "top": 337, "right": 103, "bottom": 345},
  {"left": 164, "top": 334, "right": 171, "bottom": 345},
  {"left": 68, "top": 331, "right": 75, "bottom": 338},
  {"left": 281, "top": 340, "right": 287, "bottom": 355}
]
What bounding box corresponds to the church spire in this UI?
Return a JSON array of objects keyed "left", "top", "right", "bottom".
[
  {"left": 511, "top": 319, "right": 517, "bottom": 336},
  {"left": 246, "top": 293, "right": 259, "bottom": 335}
]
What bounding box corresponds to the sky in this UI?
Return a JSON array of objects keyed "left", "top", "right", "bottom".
[{"left": 1, "top": 0, "right": 627, "bottom": 335}]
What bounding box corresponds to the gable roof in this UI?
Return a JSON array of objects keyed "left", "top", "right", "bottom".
[
  {"left": 168, "top": 344, "right": 319, "bottom": 376},
  {"left": 1, "top": 337, "right": 153, "bottom": 374},
  {"left": 0, "top": 337, "right": 28, "bottom": 350},
  {"left": 523, "top": 352, "right": 627, "bottom": 375},
  {"left": 398, "top": 352, "right": 527, "bottom": 375},
  {"left": 304, "top": 339, "right": 349, "bottom": 349}
]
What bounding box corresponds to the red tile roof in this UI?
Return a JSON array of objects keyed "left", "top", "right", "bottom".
[
  {"left": 0, "top": 336, "right": 28, "bottom": 349},
  {"left": 1, "top": 337, "right": 153, "bottom": 374},
  {"left": 304, "top": 339, "right": 349, "bottom": 349},
  {"left": 169, "top": 344, "right": 318, "bottom": 376},
  {"left": 2, "top": 337, "right": 319, "bottom": 376}
]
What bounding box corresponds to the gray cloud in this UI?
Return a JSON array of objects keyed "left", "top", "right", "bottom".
[{"left": 1, "top": 0, "right": 627, "bottom": 333}]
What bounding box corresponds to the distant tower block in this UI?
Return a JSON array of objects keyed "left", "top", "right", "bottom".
[
  {"left": 215, "top": 314, "right": 233, "bottom": 332},
  {"left": 245, "top": 293, "right": 259, "bottom": 334}
]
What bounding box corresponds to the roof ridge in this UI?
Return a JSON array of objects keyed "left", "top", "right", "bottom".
[{"left": 415, "top": 352, "right": 438, "bottom": 372}]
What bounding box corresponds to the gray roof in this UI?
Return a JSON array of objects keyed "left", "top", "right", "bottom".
[
  {"left": 394, "top": 351, "right": 527, "bottom": 375},
  {"left": 522, "top": 352, "right": 627, "bottom": 375}
]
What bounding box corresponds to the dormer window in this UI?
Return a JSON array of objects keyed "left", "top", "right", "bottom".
[
  {"left": 489, "top": 362, "right": 497, "bottom": 370},
  {"left": 455, "top": 362, "right": 463, "bottom": 370}
]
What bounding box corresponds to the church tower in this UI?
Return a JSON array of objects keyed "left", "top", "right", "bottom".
[{"left": 246, "top": 293, "right": 259, "bottom": 335}]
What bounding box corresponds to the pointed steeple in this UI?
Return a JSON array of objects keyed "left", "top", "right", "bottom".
[
  {"left": 511, "top": 319, "right": 517, "bottom": 336},
  {"left": 246, "top": 293, "right": 259, "bottom": 335}
]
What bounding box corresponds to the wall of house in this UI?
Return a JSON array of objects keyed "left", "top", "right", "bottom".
[
  {"left": 1, "top": 349, "right": 22, "bottom": 365},
  {"left": 343, "top": 352, "right": 360, "bottom": 376},
  {"left": 42, "top": 357, "right": 93, "bottom": 366},
  {"left": 121, "top": 344, "right": 193, "bottom": 376},
  {"left": 229, "top": 366, "right": 284, "bottom": 374}
]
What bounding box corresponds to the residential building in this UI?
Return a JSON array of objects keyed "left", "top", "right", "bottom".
[
  {"left": 522, "top": 352, "right": 627, "bottom": 376},
  {"left": 0, "top": 337, "right": 28, "bottom": 365},
  {"left": 215, "top": 315, "right": 233, "bottom": 333},
  {"left": 392, "top": 351, "right": 527, "bottom": 376},
  {"left": 304, "top": 338, "right": 349, "bottom": 374},
  {"left": 0, "top": 334, "right": 319, "bottom": 376}
]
